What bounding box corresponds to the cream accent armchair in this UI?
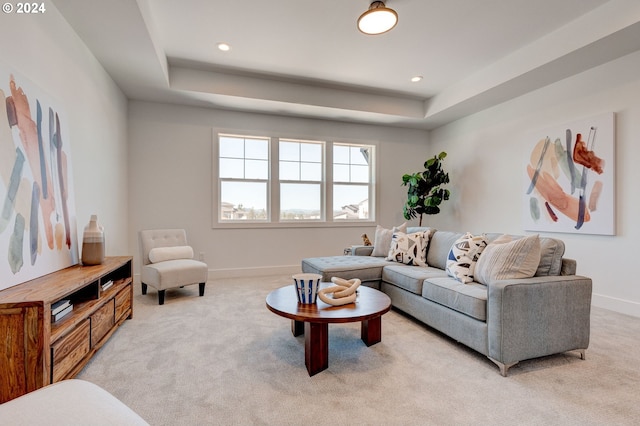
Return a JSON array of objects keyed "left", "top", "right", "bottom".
[{"left": 139, "top": 229, "right": 208, "bottom": 305}]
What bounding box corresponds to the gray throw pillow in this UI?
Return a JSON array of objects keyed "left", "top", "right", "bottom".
[{"left": 372, "top": 223, "right": 407, "bottom": 257}]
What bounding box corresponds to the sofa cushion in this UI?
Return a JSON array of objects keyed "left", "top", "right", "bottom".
[
  {"left": 386, "top": 230, "right": 430, "bottom": 266},
  {"left": 421, "top": 277, "right": 488, "bottom": 321},
  {"left": 475, "top": 234, "right": 541, "bottom": 285},
  {"left": 536, "top": 237, "right": 565, "bottom": 276},
  {"left": 301, "top": 256, "right": 392, "bottom": 283},
  {"left": 426, "top": 231, "right": 465, "bottom": 270},
  {"left": 446, "top": 232, "right": 488, "bottom": 283},
  {"left": 372, "top": 223, "right": 407, "bottom": 257},
  {"left": 382, "top": 265, "right": 448, "bottom": 295}
]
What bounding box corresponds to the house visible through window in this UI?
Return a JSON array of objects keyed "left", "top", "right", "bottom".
[{"left": 215, "top": 132, "right": 374, "bottom": 226}]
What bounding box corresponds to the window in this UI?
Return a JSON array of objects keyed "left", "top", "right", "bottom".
[
  {"left": 218, "top": 135, "right": 269, "bottom": 221},
  {"left": 333, "top": 144, "right": 371, "bottom": 220},
  {"left": 214, "top": 132, "right": 374, "bottom": 227},
  {"left": 279, "top": 140, "right": 323, "bottom": 221}
]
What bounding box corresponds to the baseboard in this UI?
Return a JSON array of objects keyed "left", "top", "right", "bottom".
[
  {"left": 592, "top": 293, "right": 640, "bottom": 318},
  {"left": 133, "top": 265, "right": 300, "bottom": 285},
  {"left": 208, "top": 265, "right": 300, "bottom": 279}
]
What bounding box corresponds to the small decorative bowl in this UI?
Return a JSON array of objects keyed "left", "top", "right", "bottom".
[{"left": 292, "top": 273, "right": 322, "bottom": 304}]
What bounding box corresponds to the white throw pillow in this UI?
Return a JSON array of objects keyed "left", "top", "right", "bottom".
[
  {"left": 386, "top": 230, "right": 430, "bottom": 267},
  {"left": 372, "top": 223, "right": 407, "bottom": 257},
  {"left": 446, "top": 232, "right": 488, "bottom": 284},
  {"left": 148, "top": 246, "right": 194, "bottom": 263},
  {"left": 474, "top": 234, "right": 541, "bottom": 285}
]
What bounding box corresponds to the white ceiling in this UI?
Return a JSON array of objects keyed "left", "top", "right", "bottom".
[{"left": 52, "top": 0, "right": 640, "bottom": 129}]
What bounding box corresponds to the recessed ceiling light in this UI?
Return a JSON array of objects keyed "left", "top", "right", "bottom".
[
  {"left": 217, "top": 42, "right": 231, "bottom": 52},
  {"left": 411, "top": 76, "right": 423, "bottom": 83}
]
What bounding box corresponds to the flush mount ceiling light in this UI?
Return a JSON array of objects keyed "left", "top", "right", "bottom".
[{"left": 357, "top": 1, "right": 398, "bottom": 35}]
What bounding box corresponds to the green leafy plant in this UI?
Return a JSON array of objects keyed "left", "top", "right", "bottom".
[{"left": 402, "top": 151, "right": 451, "bottom": 226}]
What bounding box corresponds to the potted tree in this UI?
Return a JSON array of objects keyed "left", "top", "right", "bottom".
[{"left": 402, "top": 151, "right": 451, "bottom": 226}]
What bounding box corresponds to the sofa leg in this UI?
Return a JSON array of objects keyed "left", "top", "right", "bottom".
[
  {"left": 578, "top": 349, "right": 586, "bottom": 360},
  {"left": 141, "top": 283, "right": 147, "bottom": 295},
  {"left": 158, "top": 290, "right": 165, "bottom": 305},
  {"left": 488, "top": 357, "right": 518, "bottom": 377},
  {"left": 199, "top": 282, "right": 206, "bottom": 297}
]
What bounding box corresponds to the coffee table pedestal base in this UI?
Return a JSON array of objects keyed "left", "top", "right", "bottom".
[{"left": 292, "top": 317, "right": 382, "bottom": 376}]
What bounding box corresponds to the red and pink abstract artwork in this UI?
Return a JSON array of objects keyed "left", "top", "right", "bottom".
[
  {"left": 523, "top": 112, "right": 615, "bottom": 235},
  {"left": 1, "top": 68, "right": 78, "bottom": 291}
]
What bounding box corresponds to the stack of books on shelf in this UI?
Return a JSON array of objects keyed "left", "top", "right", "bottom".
[
  {"left": 101, "top": 280, "right": 114, "bottom": 291},
  {"left": 51, "top": 299, "right": 73, "bottom": 322}
]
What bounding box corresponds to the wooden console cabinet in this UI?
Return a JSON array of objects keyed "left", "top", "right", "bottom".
[{"left": 0, "top": 256, "right": 133, "bottom": 403}]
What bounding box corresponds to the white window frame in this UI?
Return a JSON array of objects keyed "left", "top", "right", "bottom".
[{"left": 212, "top": 129, "right": 376, "bottom": 229}]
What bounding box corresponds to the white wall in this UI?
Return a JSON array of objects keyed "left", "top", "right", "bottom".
[
  {"left": 127, "top": 101, "right": 429, "bottom": 276},
  {"left": 0, "top": 4, "right": 129, "bottom": 256},
  {"left": 428, "top": 50, "right": 640, "bottom": 318}
]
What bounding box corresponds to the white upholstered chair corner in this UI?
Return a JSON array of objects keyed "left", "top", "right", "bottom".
[{"left": 139, "top": 229, "right": 208, "bottom": 305}]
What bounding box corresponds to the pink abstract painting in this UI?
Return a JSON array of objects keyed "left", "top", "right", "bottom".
[
  {"left": 1, "top": 66, "right": 78, "bottom": 291},
  {"left": 523, "top": 112, "right": 615, "bottom": 235}
]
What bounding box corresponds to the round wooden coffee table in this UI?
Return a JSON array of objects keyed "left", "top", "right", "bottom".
[{"left": 266, "top": 283, "right": 391, "bottom": 376}]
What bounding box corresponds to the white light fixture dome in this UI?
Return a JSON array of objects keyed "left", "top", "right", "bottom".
[{"left": 357, "top": 1, "right": 398, "bottom": 35}]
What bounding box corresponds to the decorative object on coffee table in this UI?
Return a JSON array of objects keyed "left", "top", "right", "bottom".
[
  {"left": 292, "top": 273, "right": 322, "bottom": 304},
  {"left": 318, "top": 277, "right": 361, "bottom": 306}
]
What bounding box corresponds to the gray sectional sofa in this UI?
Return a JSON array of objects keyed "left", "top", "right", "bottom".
[{"left": 301, "top": 227, "right": 592, "bottom": 376}]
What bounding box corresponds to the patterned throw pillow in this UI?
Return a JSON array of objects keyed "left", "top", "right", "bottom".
[
  {"left": 474, "top": 234, "right": 541, "bottom": 285},
  {"left": 372, "top": 223, "right": 407, "bottom": 257},
  {"left": 446, "top": 233, "right": 488, "bottom": 283},
  {"left": 386, "top": 231, "right": 430, "bottom": 266}
]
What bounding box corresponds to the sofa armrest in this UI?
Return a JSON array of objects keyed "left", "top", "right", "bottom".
[
  {"left": 487, "top": 275, "right": 592, "bottom": 366},
  {"left": 350, "top": 245, "right": 374, "bottom": 256}
]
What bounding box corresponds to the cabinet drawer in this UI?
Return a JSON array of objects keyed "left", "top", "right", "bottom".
[
  {"left": 51, "top": 319, "right": 90, "bottom": 383},
  {"left": 91, "top": 299, "right": 114, "bottom": 347},
  {"left": 115, "top": 286, "right": 131, "bottom": 322}
]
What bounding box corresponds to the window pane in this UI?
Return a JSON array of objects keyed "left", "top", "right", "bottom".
[
  {"left": 279, "top": 141, "right": 299, "bottom": 161},
  {"left": 280, "top": 183, "right": 321, "bottom": 220},
  {"left": 220, "top": 181, "right": 267, "bottom": 221},
  {"left": 280, "top": 161, "right": 299, "bottom": 180},
  {"left": 219, "top": 136, "right": 244, "bottom": 158},
  {"left": 333, "top": 164, "right": 349, "bottom": 182},
  {"left": 350, "top": 165, "right": 369, "bottom": 183},
  {"left": 351, "top": 147, "right": 369, "bottom": 165},
  {"left": 245, "top": 159, "right": 268, "bottom": 179},
  {"left": 219, "top": 158, "right": 244, "bottom": 178},
  {"left": 333, "top": 184, "right": 369, "bottom": 220},
  {"left": 333, "top": 145, "right": 349, "bottom": 164},
  {"left": 301, "top": 143, "right": 321, "bottom": 162},
  {"left": 245, "top": 138, "right": 268, "bottom": 160},
  {"left": 300, "top": 162, "right": 321, "bottom": 181}
]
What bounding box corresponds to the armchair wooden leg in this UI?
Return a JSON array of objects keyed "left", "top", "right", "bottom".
[
  {"left": 158, "top": 290, "right": 165, "bottom": 305},
  {"left": 141, "top": 283, "right": 147, "bottom": 295},
  {"left": 199, "top": 282, "right": 206, "bottom": 297}
]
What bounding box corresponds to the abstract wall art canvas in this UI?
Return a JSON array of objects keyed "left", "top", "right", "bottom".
[
  {"left": 523, "top": 112, "right": 615, "bottom": 235},
  {"left": 0, "top": 66, "right": 78, "bottom": 291}
]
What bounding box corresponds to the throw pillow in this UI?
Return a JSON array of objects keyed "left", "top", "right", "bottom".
[
  {"left": 386, "top": 230, "right": 430, "bottom": 266},
  {"left": 372, "top": 223, "right": 407, "bottom": 257},
  {"left": 446, "top": 232, "right": 488, "bottom": 284},
  {"left": 148, "top": 246, "right": 194, "bottom": 263},
  {"left": 474, "top": 234, "right": 541, "bottom": 285}
]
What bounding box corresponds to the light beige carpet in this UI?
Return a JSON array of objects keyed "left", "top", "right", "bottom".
[{"left": 78, "top": 275, "right": 640, "bottom": 425}]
